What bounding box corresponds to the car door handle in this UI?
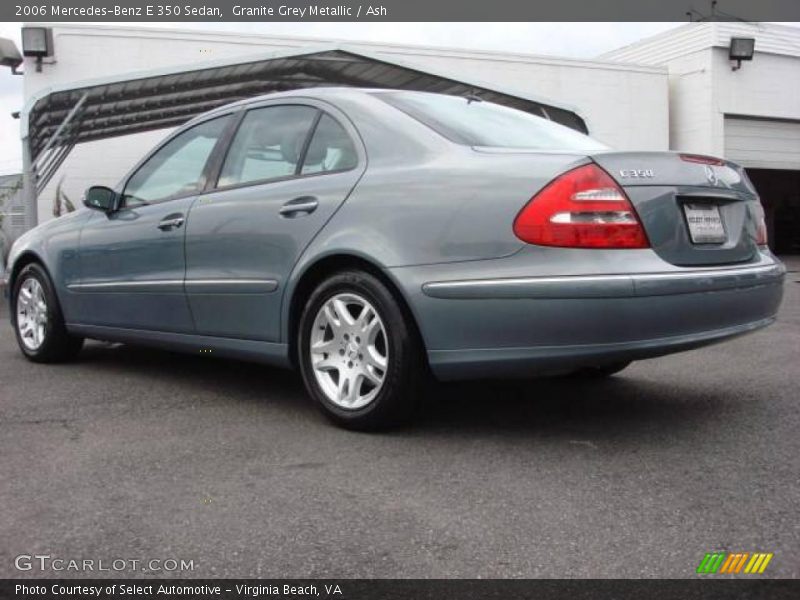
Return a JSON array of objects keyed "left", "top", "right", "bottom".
[
  {"left": 158, "top": 214, "right": 185, "bottom": 231},
  {"left": 280, "top": 196, "right": 319, "bottom": 217}
]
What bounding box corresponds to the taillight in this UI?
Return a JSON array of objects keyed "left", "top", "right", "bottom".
[
  {"left": 751, "top": 200, "right": 769, "bottom": 246},
  {"left": 513, "top": 163, "right": 650, "bottom": 249},
  {"left": 755, "top": 211, "right": 768, "bottom": 246}
]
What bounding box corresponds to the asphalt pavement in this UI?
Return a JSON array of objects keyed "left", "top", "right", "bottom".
[{"left": 1, "top": 258, "right": 798, "bottom": 579}]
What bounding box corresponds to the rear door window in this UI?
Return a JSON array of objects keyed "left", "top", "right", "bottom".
[
  {"left": 218, "top": 105, "right": 319, "bottom": 188},
  {"left": 300, "top": 114, "right": 358, "bottom": 175}
]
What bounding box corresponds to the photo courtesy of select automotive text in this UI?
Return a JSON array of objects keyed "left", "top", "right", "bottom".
[{"left": 1, "top": 0, "right": 799, "bottom": 597}]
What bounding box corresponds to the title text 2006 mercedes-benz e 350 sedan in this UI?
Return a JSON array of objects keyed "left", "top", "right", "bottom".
[{"left": 4, "top": 88, "right": 785, "bottom": 429}]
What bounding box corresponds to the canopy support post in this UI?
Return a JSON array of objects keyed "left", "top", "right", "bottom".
[
  {"left": 31, "top": 93, "right": 88, "bottom": 174},
  {"left": 21, "top": 137, "right": 37, "bottom": 231},
  {"left": 23, "top": 92, "right": 88, "bottom": 230}
]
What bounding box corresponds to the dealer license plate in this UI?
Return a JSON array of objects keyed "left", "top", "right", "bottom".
[{"left": 683, "top": 203, "right": 726, "bottom": 244}]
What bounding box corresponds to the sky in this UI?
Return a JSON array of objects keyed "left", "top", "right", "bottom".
[{"left": 0, "top": 20, "right": 764, "bottom": 175}]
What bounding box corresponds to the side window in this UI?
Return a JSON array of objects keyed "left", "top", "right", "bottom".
[
  {"left": 301, "top": 114, "right": 358, "bottom": 175},
  {"left": 123, "top": 115, "right": 230, "bottom": 206},
  {"left": 218, "top": 105, "right": 318, "bottom": 188}
]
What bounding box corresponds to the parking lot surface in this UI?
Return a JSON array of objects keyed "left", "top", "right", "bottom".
[{"left": 1, "top": 258, "right": 799, "bottom": 578}]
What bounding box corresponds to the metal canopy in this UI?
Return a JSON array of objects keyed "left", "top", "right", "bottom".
[
  {"left": 19, "top": 45, "right": 588, "bottom": 228},
  {"left": 25, "top": 45, "right": 588, "bottom": 159}
]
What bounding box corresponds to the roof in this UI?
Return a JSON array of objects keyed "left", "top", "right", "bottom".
[
  {"left": 22, "top": 45, "right": 588, "bottom": 171},
  {"left": 601, "top": 22, "right": 800, "bottom": 65}
]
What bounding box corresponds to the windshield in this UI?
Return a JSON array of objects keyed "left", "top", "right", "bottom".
[{"left": 376, "top": 91, "right": 608, "bottom": 152}]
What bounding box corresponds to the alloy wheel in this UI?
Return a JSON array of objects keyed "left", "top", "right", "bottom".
[
  {"left": 16, "top": 277, "right": 49, "bottom": 351},
  {"left": 309, "top": 292, "right": 389, "bottom": 409}
]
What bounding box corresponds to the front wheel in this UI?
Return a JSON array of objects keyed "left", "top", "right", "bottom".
[
  {"left": 12, "top": 263, "right": 84, "bottom": 363},
  {"left": 298, "top": 270, "right": 424, "bottom": 430}
]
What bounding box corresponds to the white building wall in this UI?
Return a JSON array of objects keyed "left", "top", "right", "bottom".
[
  {"left": 714, "top": 49, "right": 800, "bottom": 121},
  {"left": 25, "top": 25, "right": 668, "bottom": 224},
  {"left": 662, "top": 49, "right": 716, "bottom": 154},
  {"left": 603, "top": 22, "right": 800, "bottom": 160},
  {"left": 600, "top": 22, "right": 717, "bottom": 65}
]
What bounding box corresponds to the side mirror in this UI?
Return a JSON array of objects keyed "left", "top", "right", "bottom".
[{"left": 83, "top": 186, "right": 117, "bottom": 212}]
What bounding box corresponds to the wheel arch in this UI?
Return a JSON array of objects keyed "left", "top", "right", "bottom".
[
  {"left": 7, "top": 250, "right": 48, "bottom": 294},
  {"left": 285, "top": 253, "right": 428, "bottom": 369}
]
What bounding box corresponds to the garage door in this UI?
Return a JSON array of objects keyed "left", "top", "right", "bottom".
[{"left": 724, "top": 117, "right": 800, "bottom": 170}]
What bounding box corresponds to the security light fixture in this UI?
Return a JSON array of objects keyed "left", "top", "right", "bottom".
[
  {"left": 21, "top": 27, "right": 53, "bottom": 72},
  {"left": 729, "top": 37, "right": 755, "bottom": 71},
  {"left": 0, "top": 37, "right": 23, "bottom": 75}
]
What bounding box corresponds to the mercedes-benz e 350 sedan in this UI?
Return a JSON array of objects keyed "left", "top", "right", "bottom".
[{"left": 4, "top": 88, "right": 785, "bottom": 429}]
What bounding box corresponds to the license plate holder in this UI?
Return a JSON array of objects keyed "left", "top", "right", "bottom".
[{"left": 683, "top": 203, "right": 726, "bottom": 244}]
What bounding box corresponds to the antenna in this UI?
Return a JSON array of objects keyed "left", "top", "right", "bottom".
[{"left": 465, "top": 88, "right": 483, "bottom": 104}]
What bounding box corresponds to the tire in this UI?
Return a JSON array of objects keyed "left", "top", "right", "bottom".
[
  {"left": 298, "top": 270, "right": 424, "bottom": 430},
  {"left": 572, "top": 361, "right": 632, "bottom": 378},
  {"left": 11, "top": 262, "right": 84, "bottom": 363}
]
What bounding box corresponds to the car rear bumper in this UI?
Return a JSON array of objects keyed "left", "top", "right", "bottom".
[
  {"left": 391, "top": 252, "right": 785, "bottom": 380},
  {"left": 428, "top": 316, "right": 776, "bottom": 380}
]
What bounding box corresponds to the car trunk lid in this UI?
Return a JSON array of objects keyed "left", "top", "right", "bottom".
[{"left": 590, "top": 151, "right": 764, "bottom": 266}]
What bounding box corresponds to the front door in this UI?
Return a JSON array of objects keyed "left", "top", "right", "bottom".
[
  {"left": 73, "top": 115, "right": 232, "bottom": 331},
  {"left": 184, "top": 103, "right": 365, "bottom": 341}
]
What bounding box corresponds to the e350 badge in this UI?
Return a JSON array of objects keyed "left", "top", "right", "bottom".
[{"left": 619, "top": 169, "right": 654, "bottom": 178}]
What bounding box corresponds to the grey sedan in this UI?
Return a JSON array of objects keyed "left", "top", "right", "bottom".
[{"left": 3, "top": 88, "right": 785, "bottom": 429}]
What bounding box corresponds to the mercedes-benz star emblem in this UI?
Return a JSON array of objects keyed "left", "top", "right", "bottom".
[{"left": 704, "top": 165, "right": 719, "bottom": 186}]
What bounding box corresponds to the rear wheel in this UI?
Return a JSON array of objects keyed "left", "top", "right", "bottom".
[
  {"left": 298, "top": 270, "right": 424, "bottom": 430},
  {"left": 12, "top": 263, "right": 84, "bottom": 363}
]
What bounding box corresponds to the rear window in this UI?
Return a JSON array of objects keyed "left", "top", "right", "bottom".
[{"left": 376, "top": 91, "right": 608, "bottom": 152}]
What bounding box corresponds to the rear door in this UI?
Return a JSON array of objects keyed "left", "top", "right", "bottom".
[
  {"left": 591, "top": 152, "right": 765, "bottom": 266},
  {"left": 184, "top": 101, "right": 365, "bottom": 342}
]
